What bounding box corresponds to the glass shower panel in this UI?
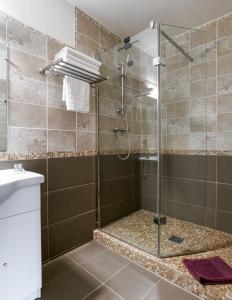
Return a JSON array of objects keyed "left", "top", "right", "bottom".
[
  {"left": 159, "top": 24, "right": 214, "bottom": 257},
  {"left": 98, "top": 25, "right": 160, "bottom": 256}
]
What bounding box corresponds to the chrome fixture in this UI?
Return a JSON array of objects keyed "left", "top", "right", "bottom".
[
  {"left": 138, "top": 156, "right": 158, "bottom": 161},
  {"left": 117, "top": 49, "right": 135, "bottom": 115},
  {"left": 114, "top": 42, "right": 136, "bottom": 160},
  {"left": 118, "top": 36, "right": 139, "bottom": 52},
  {"left": 117, "top": 63, "right": 126, "bottom": 115},
  {"left": 113, "top": 128, "right": 128, "bottom": 133},
  {"left": 40, "top": 58, "right": 108, "bottom": 85}
]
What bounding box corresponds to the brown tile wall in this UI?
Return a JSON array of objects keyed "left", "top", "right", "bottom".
[
  {"left": 140, "top": 154, "right": 232, "bottom": 234},
  {"left": 0, "top": 156, "right": 96, "bottom": 262},
  {"left": 100, "top": 155, "right": 139, "bottom": 226}
]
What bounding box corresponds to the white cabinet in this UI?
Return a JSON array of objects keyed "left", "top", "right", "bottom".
[{"left": 0, "top": 170, "right": 44, "bottom": 300}]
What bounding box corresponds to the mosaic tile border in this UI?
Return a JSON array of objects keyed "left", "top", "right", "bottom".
[
  {"left": 0, "top": 151, "right": 97, "bottom": 161},
  {"left": 2, "top": 148, "right": 232, "bottom": 161},
  {"left": 99, "top": 149, "right": 232, "bottom": 156},
  {"left": 94, "top": 229, "right": 232, "bottom": 300}
]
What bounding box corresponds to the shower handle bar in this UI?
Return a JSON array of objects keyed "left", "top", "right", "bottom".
[{"left": 113, "top": 127, "right": 128, "bottom": 133}]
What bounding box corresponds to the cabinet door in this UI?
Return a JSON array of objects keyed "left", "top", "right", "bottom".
[{"left": 0, "top": 210, "right": 41, "bottom": 300}]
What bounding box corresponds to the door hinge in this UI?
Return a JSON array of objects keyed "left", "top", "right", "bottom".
[
  {"left": 154, "top": 215, "right": 167, "bottom": 225},
  {"left": 153, "top": 57, "right": 166, "bottom": 67}
]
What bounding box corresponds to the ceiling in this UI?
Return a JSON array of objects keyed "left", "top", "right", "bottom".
[{"left": 67, "top": 0, "right": 232, "bottom": 38}]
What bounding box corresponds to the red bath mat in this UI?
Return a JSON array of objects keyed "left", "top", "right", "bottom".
[{"left": 183, "top": 256, "right": 232, "bottom": 285}]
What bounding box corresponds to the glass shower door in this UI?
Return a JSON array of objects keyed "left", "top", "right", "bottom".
[
  {"left": 158, "top": 23, "right": 222, "bottom": 257},
  {"left": 98, "top": 24, "right": 161, "bottom": 257}
]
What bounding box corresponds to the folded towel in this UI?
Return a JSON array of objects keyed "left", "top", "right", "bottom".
[
  {"left": 55, "top": 47, "right": 101, "bottom": 68},
  {"left": 62, "top": 76, "right": 89, "bottom": 113},
  {"left": 183, "top": 256, "right": 232, "bottom": 285},
  {"left": 61, "top": 53, "right": 100, "bottom": 73},
  {"left": 60, "top": 55, "right": 100, "bottom": 76}
]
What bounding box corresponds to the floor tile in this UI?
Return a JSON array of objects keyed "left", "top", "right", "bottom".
[
  {"left": 82, "top": 249, "right": 129, "bottom": 282},
  {"left": 42, "top": 255, "right": 77, "bottom": 286},
  {"left": 144, "top": 280, "right": 201, "bottom": 300},
  {"left": 84, "top": 285, "right": 122, "bottom": 300},
  {"left": 41, "top": 266, "right": 101, "bottom": 300},
  {"left": 105, "top": 263, "right": 160, "bottom": 300},
  {"left": 67, "top": 241, "right": 106, "bottom": 265}
]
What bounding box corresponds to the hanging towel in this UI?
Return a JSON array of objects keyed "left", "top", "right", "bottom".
[
  {"left": 62, "top": 76, "right": 90, "bottom": 113},
  {"left": 54, "top": 47, "right": 101, "bottom": 112},
  {"left": 183, "top": 256, "right": 232, "bottom": 285}
]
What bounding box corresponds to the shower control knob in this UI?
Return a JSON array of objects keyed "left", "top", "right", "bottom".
[{"left": 3, "top": 262, "right": 7, "bottom": 268}]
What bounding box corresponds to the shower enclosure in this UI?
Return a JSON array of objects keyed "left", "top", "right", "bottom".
[{"left": 97, "top": 22, "right": 232, "bottom": 258}]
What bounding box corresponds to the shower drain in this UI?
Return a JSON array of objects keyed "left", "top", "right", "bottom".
[{"left": 169, "top": 235, "right": 184, "bottom": 244}]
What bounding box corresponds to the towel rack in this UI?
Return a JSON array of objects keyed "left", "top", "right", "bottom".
[{"left": 39, "top": 58, "right": 108, "bottom": 85}]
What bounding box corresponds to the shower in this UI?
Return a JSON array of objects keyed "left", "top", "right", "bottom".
[
  {"left": 97, "top": 22, "right": 232, "bottom": 259},
  {"left": 113, "top": 36, "right": 137, "bottom": 160}
]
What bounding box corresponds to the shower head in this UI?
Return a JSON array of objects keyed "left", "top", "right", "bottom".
[{"left": 127, "top": 59, "right": 134, "bottom": 67}]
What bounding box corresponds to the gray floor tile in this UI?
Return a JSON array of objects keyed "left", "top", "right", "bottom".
[
  {"left": 82, "top": 249, "right": 129, "bottom": 282},
  {"left": 144, "top": 280, "right": 201, "bottom": 300},
  {"left": 42, "top": 255, "right": 77, "bottom": 286},
  {"left": 67, "top": 241, "right": 106, "bottom": 265},
  {"left": 41, "top": 266, "right": 101, "bottom": 300},
  {"left": 105, "top": 263, "right": 160, "bottom": 300},
  {"left": 84, "top": 285, "right": 122, "bottom": 300}
]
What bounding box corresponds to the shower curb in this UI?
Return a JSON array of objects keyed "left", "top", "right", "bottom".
[{"left": 94, "top": 229, "right": 232, "bottom": 300}]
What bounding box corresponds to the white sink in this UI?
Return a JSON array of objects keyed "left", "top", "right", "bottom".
[{"left": 0, "top": 169, "right": 44, "bottom": 205}]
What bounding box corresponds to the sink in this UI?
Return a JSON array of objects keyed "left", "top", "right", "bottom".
[{"left": 0, "top": 169, "right": 44, "bottom": 205}]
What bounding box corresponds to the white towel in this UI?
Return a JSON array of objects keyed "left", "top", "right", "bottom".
[
  {"left": 55, "top": 47, "right": 102, "bottom": 113},
  {"left": 62, "top": 76, "right": 90, "bottom": 113},
  {"left": 60, "top": 55, "right": 100, "bottom": 76},
  {"left": 62, "top": 53, "right": 100, "bottom": 73},
  {"left": 55, "top": 47, "right": 101, "bottom": 68}
]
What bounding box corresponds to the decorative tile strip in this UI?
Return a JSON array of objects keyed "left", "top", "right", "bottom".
[
  {"left": 2, "top": 148, "right": 232, "bottom": 161},
  {"left": 0, "top": 151, "right": 97, "bottom": 161}
]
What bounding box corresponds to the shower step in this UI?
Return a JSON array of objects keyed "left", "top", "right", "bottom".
[{"left": 93, "top": 229, "right": 232, "bottom": 300}]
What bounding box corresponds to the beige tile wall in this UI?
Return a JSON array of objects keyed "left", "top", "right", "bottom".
[
  {"left": 0, "top": 9, "right": 119, "bottom": 155},
  {"left": 2, "top": 9, "right": 232, "bottom": 155},
  {"left": 160, "top": 13, "right": 232, "bottom": 152}
]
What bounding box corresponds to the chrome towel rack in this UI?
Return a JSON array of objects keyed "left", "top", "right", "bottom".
[{"left": 40, "top": 58, "right": 108, "bottom": 85}]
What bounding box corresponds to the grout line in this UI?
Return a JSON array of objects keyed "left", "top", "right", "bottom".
[
  {"left": 141, "top": 279, "right": 161, "bottom": 300},
  {"left": 48, "top": 209, "right": 96, "bottom": 227},
  {"left": 66, "top": 247, "right": 107, "bottom": 268},
  {"left": 8, "top": 44, "right": 47, "bottom": 61},
  {"left": 101, "top": 284, "right": 125, "bottom": 300},
  {"left": 8, "top": 98, "right": 46, "bottom": 108},
  {"left": 48, "top": 181, "right": 95, "bottom": 194},
  {"left": 8, "top": 73, "right": 47, "bottom": 85},
  {"left": 8, "top": 126, "right": 47, "bottom": 130}
]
